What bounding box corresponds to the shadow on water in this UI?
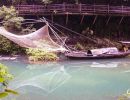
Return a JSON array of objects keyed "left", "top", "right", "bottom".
[{"left": 0, "top": 57, "right": 130, "bottom": 100}]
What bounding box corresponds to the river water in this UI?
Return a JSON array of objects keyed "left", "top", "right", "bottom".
[{"left": 0, "top": 58, "right": 130, "bottom": 100}]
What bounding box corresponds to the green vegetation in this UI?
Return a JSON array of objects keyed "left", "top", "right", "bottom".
[
  {"left": 26, "top": 48, "right": 58, "bottom": 62},
  {"left": 0, "top": 35, "right": 25, "bottom": 55},
  {"left": 0, "top": 4, "right": 127, "bottom": 55},
  {"left": 0, "top": 63, "right": 18, "bottom": 98},
  {"left": 21, "top": 24, "right": 36, "bottom": 34},
  {"left": 118, "top": 89, "right": 130, "bottom": 100},
  {"left": 74, "top": 42, "right": 85, "bottom": 50},
  {"left": 0, "top": 6, "right": 24, "bottom": 31},
  {"left": 0, "top": 6, "right": 25, "bottom": 55},
  {"left": 0, "top": 6, "right": 58, "bottom": 59}
]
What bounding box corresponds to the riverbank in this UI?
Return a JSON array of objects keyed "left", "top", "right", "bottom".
[{"left": 0, "top": 55, "right": 27, "bottom": 61}]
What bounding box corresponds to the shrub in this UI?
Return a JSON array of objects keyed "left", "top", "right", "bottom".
[
  {"left": 0, "top": 63, "right": 18, "bottom": 98},
  {"left": 0, "top": 35, "right": 26, "bottom": 55},
  {"left": 0, "top": 63, "right": 13, "bottom": 86},
  {"left": 0, "top": 6, "right": 26, "bottom": 55},
  {"left": 74, "top": 42, "right": 85, "bottom": 50},
  {"left": 26, "top": 48, "right": 59, "bottom": 62},
  {"left": 0, "top": 6, "right": 24, "bottom": 32}
]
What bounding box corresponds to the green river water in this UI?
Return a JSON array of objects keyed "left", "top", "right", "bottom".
[{"left": 0, "top": 58, "right": 130, "bottom": 100}]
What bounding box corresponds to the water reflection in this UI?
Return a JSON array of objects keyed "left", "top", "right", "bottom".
[
  {"left": 63, "top": 58, "right": 130, "bottom": 69},
  {"left": 10, "top": 65, "right": 71, "bottom": 94},
  {"left": 0, "top": 58, "right": 130, "bottom": 100}
]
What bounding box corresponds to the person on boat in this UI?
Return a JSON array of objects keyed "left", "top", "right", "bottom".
[
  {"left": 120, "top": 45, "right": 128, "bottom": 52},
  {"left": 87, "top": 50, "right": 93, "bottom": 56},
  {"left": 124, "top": 46, "right": 128, "bottom": 52}
]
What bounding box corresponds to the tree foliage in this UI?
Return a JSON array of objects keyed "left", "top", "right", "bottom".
[
  {"left": 0, "top": 6, "right": 26, "bottom": 55},
  {"left": 0, "top": 6, "right": 24, "bottom": 31},
  {"left": 20, "top": 24, "right": 36, "bottom": 34},
  {"left": 0, "top": 35, "right": 26, "bottom": 55}
]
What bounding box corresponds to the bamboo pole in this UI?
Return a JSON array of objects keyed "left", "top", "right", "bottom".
[
  {"left": 119, "top": 16, "right": 124, "bottom": 25},
  {"left": 66, "top": 12, "right": 69, "bottom": 25},
  {"left": 51, "top": 14, "right": 54, "bottom": 23},
  {"left": 80, "top": 14, "right": 84, "bottom": 24},
  {"left": 106, "top": 16, "right": 111, "bottom": 25},
  {"left": 92, "top": 15, "right": 98, "bottom": 25}
]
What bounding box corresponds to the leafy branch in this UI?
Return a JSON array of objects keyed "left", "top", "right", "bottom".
[{"left": 0, "top": 63, "right": 18, "bottom": 98}]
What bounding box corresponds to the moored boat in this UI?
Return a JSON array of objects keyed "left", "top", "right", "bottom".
[
  {"left": 65, "top": 51, "right": 130, "bottom": 59},
  {"left": 65, "top": 47, "right": 130, "bottom": 59}
]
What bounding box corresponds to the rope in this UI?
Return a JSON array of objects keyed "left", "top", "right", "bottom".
[
  {"left": 45, "top": 18, "right": 98, "bottom": 44},
  {"left": 0, "top": 17, "right": 100, "bottom": 50},
  {"left": 45, "top": 21, "right": 71, "bottom": 50},
  {"left": 40, "top": 18, "right": 71, "bottom": 51},
  {"left": 40, "top": 18, "right": 62, "bottom": 43},
  {"left": 40, "top": 18, "right": 61, "bottom": 43}
]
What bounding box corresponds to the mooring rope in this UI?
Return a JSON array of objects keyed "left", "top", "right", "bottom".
[
  {"left": 44, "top": 18, "right": 98, "bottom": 44},
  {"left": 40, "top": 18, "right": 71, "bottom": 51}
]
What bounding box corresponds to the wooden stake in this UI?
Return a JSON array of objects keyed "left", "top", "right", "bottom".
[
  {"left": 92, "top": 15, "right": 98, "bottom": 25},
  {"left": 66, "top": 12, "right": 69, "bottom": 25},
  {"left": 119, "top": 16, "right": 124, "bottom": 25},
  {"left": 80, "top": 14, "right": 85, "bottom": 24},
  {"left": 106, "top": 16, "right": 111, "bottom": 25},
  {"left": 51, "top": 14, "right": 53, "bottom": 23}
]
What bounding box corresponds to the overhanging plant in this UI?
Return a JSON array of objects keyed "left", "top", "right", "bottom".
[{"left": 0, "top": 63, "right": 18, "bottom": 98}]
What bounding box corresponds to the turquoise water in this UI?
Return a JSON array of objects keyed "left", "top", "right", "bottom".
[{"left": 0, "top": 58, "right": 130, "bottom": 100}]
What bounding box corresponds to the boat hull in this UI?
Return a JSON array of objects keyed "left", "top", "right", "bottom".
[{"left": 65, "top": 51, "right": 130, "bottom": 60}]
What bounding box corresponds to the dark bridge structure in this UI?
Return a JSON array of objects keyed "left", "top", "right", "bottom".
[{"left": 16, "top": 4, "right": 130, "bottom": 16}]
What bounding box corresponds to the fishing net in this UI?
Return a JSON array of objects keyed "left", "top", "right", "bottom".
[
  {"left": 9, "top": 65, "right": 71, "bottom": 94},
  {"left": 0, "top": 24, "right": 67, "bottom": 52}
]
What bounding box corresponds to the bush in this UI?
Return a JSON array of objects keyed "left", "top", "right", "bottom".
[
  {"left": 26, "top": 48, "right": 59, "bottom": 62},
  {"left": 74, "top": 42, "right": 85, "bottom": 50},
  {"left": 0, "top": 63, "right": 13, "bottom": 86},
  {"left": 0, "top": 6, "right": 26, "bottom": 55},
  {"left": 0, "top": 63, "right": 18, "bottom": 98},
  {"left": 0, "top": 35, "right": 26, "bottom": 55},
  {"left": 0, "top": 6, "right": 24, "bottom": 32}
]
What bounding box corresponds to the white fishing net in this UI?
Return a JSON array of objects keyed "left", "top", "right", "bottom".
[
  {"left": 9, "top": 65, "right": 71, "bottom": 93},
  {"left": 0, "top": 25, "right": 67, "bottom": 52}
]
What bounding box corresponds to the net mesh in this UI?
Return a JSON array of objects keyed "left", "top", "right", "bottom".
[
  {"left": 0, "top": 25, "right": 66, "bottom": 52},
  {"left": 9, "top": 66, "right": 71, "bottom": 94}
]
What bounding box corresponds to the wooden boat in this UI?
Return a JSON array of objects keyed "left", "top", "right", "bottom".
[{"left": 65, "top": 51, "right": 130, "bottom": 59}]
